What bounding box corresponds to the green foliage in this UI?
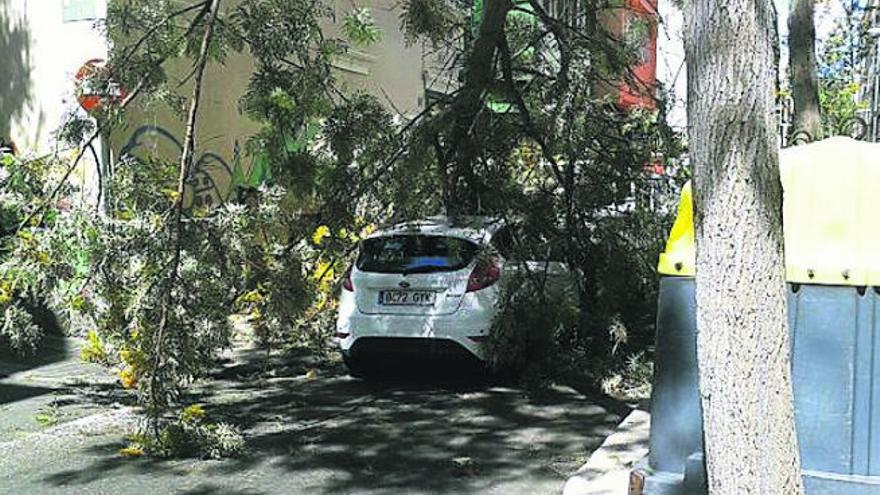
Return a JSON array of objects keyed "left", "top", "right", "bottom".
[
  {"left": 587, "top": 204, "right": 676, "bottom": 352},
  {"left": 601, "top": 351, "right": 653, "bottom": 402},
  {"left": 80, "top": 329, "right": 112, "bottom": 365},
  {"left": 400, "top": 0, "right": 462, "bottom": 45},
  {"left": 206, "top": 186, "right": 315, "bottom": 349},
  {"left": 81, "top": 159, "right": 322, "bottom": 414},
  {"left": 1, "top": 304, "right": 41, "bottom": 353},
  {"left": 0, "top": 154, "right": 93, "bottom": 355},
  {"left": 484, "top": 271, "right": 580, "bottom": 383},
  {"left": 0, "top": 0, "right": 684, "bottom": 445},
  {"left": 70, "top": 0, "right": 395, "bottom": 434},
  {"left": 124, "top": 404, "right": 245, "bottom": 459},
  {"left": 820, "top": 80, "right": 869, "bottom": 136},
  {"left": 483, "top": 197, "right": 676, "bottom": 386},
  {"left": 816, "top": 3, "right": 871, "bottom": 137},
  {"left": 398, "top": 0, "right": 683, "bottom": 383},
  {"left": 342, "top": 8, "right": 382, "bottom": 47}
]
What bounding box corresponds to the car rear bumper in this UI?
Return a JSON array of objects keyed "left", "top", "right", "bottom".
[
  {"left": 336, "top": 307, "right": 491, "bottom": 361},
  {"left": 342, "top": 336, "right": 484, "bottom": 364}
]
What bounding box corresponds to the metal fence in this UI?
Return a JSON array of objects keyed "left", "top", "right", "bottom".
[{"left": 777, "top": 94, "right": 876, "bottom": 148}]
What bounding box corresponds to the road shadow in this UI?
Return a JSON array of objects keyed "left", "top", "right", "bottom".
[
  {"left": 37, "top": 346, "right": 625, "bottom": 494},
  {"left": 0, "top": 330, "right": 71, "bottom": 381},
  {"left": 0, "top": 382, "right": 56, "bottom": 405}
]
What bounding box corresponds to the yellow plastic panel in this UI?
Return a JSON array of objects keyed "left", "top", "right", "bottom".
[
  {"left": 780, "top": 137, "right": 880, "bottom": 286},
  {"left": 658, "top": 137, "right": 880, "bottom": 286},
  {"left": 657, "top": 182, "right": 695, "bottom": 276}
]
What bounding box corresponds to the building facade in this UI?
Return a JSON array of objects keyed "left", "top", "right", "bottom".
[
  {"left": 1, "top": 1, "right": 439, "bottom": 209},
  {"left": 1, "top": 0, "right": 109, "bottom": 155}
]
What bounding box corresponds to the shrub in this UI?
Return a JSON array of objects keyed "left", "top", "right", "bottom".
[
  {"left": 584, "top": 207, "right": 675, "bottom": 356},
  {"left": 484, "top": 271, "right": 580, "bottom": 384},
  {"left": 80, "top": 329, "right": 112, "bottom": 365},
  {"left": 600, "top": 351, "right": 654, "bottom": 402},
  {"left": 484, "top": 198, "right": 677, "bottom": 390},
  {"left": 0, "top": 154, "right": 95, "bottom": 355},
  {"left": 200, "top": 422, "right": 247, "bottom": 459},
  {"left": 124, "top": 405, "right": 245, "bottom": 460},
  {"left": 0, "top": 304, "right": 42, "bottom": 354}
]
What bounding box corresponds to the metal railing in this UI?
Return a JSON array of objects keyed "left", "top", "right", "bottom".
[{"left": 777, "top": 94, "right": 876, "bottom": 148}]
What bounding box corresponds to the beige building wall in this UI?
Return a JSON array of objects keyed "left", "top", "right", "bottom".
[
  {"left": 1, "top": 0, "right": 108, "bottom": 156},
  {"left": 113, "top": 52, "right": 261, "bottom": 210},
  {"left": 115, "top": 0, "right": 434, "bottom": 211},
  {"left": 1, "top": 1, "right": 436, "bottom": 210},
  {"left": 327, "top": 0, "right": 429, "bottom": 116}
]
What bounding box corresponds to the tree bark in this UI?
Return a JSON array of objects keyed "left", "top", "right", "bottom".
[
  {"left": 175, "top": 0, "right": 220, "bottom": 212},
  {"left": 149, "top": 0, "right": 221, "bottom": 432},
  {"left": 685, "top": 2, "right": 804, "bottom": 494},
  {"left": 789, "top": 0, "right": 822, "bottom": 140},
  {"left": 445, "top": 0, "right": 512, "bottom": 213}
]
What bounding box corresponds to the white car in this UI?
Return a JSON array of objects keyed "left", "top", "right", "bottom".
[{"left": 335, "top": 216, "right": 574, "bottom": 375}]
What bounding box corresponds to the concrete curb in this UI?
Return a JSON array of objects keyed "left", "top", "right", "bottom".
[{"left": 562, "top": 409, "right": 650, "bottom": 495}]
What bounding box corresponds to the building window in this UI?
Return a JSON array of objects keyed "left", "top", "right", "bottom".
[{"left": 62, "top": 0, "right": 98, "bottom": 23}]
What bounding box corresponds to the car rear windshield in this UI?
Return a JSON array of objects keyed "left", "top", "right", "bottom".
[{"left": 356, "top": 235, "right": 479, "bottom": 274}]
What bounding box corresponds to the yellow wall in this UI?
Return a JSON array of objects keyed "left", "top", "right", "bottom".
[{"left": 112, "top": 51, "right": 260, "bottom": 210}]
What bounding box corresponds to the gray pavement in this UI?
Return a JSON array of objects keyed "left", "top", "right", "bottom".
[
  {"left": 0, "top": 334, "right": 124, "bottom": 442},
  {"left": 0, "top": 337, "right": 628, "bottom": 494}
]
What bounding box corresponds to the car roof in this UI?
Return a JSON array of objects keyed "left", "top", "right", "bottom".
[{"left": 365, "top": 216, "right": 505, "bottom": 244}]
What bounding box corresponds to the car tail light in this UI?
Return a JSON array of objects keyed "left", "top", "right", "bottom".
[
  {"left": 342, "top": 266, "right": 354, "bottom": 292},
  {"left": 466, "top": 260, "right": 501, "bottom": 292}
]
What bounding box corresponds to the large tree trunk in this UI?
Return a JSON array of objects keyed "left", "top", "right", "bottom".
[
  {"left": 445, "top": 0, "right": 511, "bottom": 213},
  {"left": 789, "top": 0, "right": 822, "bottom": 140},
  {"left": 685, "top": 2, "right": 804, "bottom": 494}
]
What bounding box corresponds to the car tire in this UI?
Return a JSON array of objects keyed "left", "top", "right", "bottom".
[{"left": 342, "top": 353, "right": 370, "bottom": 378}]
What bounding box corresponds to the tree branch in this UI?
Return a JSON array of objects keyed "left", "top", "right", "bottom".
[
  {"left": 444, "top": 0, "right": 512, "bottom": 212},
  {"left": 150, "top": 0, "right": 222, "bottom": 433}
]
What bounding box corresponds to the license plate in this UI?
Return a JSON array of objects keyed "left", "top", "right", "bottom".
[{"left": 378, "top": 290, "right": 436, "bottom": 306}]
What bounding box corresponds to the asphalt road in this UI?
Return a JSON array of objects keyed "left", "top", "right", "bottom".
[{"left": 0, "top": 337, "right": 626, "bottom": 495}]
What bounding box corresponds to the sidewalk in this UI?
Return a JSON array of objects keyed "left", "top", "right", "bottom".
[{"left": 562, "top": 409, "right": 650, "bottom": 495}]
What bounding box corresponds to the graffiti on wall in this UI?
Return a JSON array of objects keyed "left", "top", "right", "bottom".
[{"left": 119, "top": 125, "right": 235, "bottom": 211}]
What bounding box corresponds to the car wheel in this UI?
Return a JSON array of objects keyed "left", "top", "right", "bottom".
[{"left": 342, "top": 353, "right": 370, "bottom": 378}]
